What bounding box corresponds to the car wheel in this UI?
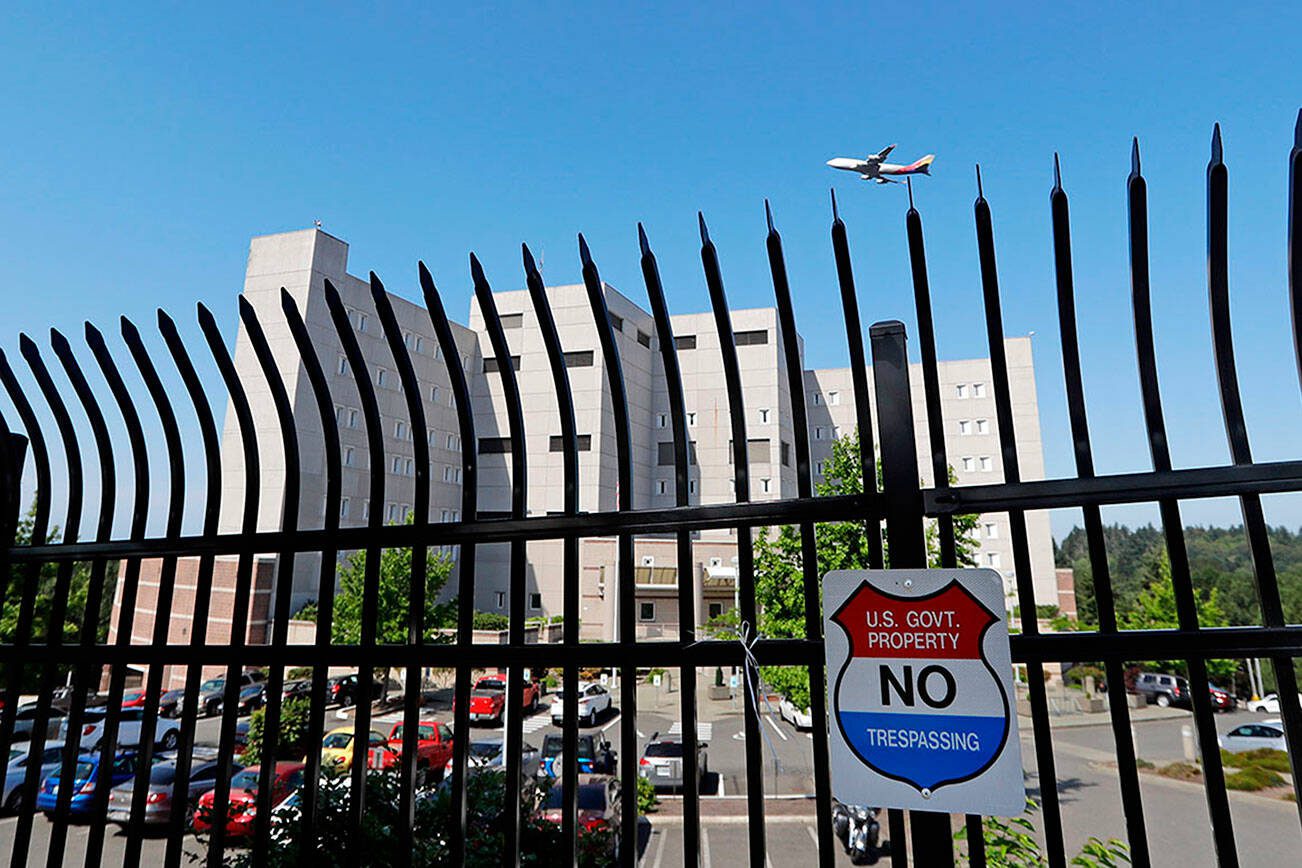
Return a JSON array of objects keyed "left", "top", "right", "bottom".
[
  {"left": 5, "top": 787, "right": 23, "bottom": 814},
  {"left": 1156, "top": 694, "right": 1171, "bottom": 708},
  {"left": 586, "top": 708, "right": 597, "bottom": 727},
  {"left": 159, "top": 730, "right": 179, "bottom": 751},
  {"left": 531, "top": 695, "right": 539, "bottom": 713}
]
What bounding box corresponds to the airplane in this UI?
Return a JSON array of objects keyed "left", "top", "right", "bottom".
[{"left": 826, "top": 145, "right": 935, "bottom": 184}]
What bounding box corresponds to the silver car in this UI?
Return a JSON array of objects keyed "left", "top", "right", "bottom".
[
  {"left": 444, "top": 739, "right": 539, "bottom": 779},
  {"left": 638, "top": 734, "right": 707, "bottom": 790},
  {"left": 1220, "top": 721, "right": 1287, "bottom": 753},
  {"left": 3, "top": 741, "right": 70, "bottom": 813},
  {"left": 106, "top": 754, "right": 240, "bottom": 825}
]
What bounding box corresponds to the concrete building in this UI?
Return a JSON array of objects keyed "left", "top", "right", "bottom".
[{"left": 114, "top": 227, "right": 1059, "bottom": 660}]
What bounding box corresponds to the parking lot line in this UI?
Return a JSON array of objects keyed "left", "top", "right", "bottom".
[
  {"left": 701, "top": 827, "right": 711, "bottom": 868},
  {"left": 600, "top": 712, "right": 622, "bottom": 733},
  {"left": 765, "top": 715, "right": 789, "bottom": 742},
  {"left": 650, "top": 828, "right": 666, "bottom": 868},
  {"left": 805, "top": 825, "right": 818, "bottom": 847}
]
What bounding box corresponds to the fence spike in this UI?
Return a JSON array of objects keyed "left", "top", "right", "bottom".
[
  {"left": 764, "top": 198, "right": 774, "bottom": 233},
  {"left": 698, "top": 211, "right": 710, "bottom": 244},
  {"left": 975, "top": 163, "right": 985, "bottom": 199},
  {"left": 1053, "top": 153, "right": 1063, "bottom": 191},
  {"left": 1212, "top": 122, "right": 1224, "bottom": 164},
  {"left": 830, "top": 187, "right": 840, "bottom": 221},
  {"left": 637, "top": 222, "right": 651, "bottom": 255},
  {"left": 1131, "top": 137, "right": 1142, "bottom": 176},
  {"left": 578, "top": 232, "right": 593, "bottom": 266}
]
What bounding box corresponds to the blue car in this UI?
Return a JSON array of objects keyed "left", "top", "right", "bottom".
[
  {"left": 36, "top": 751, "right": 140, "bottom": 815},
  {"left": 538, "top": 734, "right": 616, "bottom": 779}
]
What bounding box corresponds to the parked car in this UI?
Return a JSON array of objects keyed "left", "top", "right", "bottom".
[
  {"left": 198, "top": 671, "right": 266, "bottom": 716},
  {"left": 281, "top": 679, "right": 312, "bottom": 702},
  {"left": 444, "top": 738, "right": 540, "bottom": 779},
  {"left": 107, "top": 753, "right": 242, "bottom": 826},
  {"left": 388, "top": 721, "right": 454, "bottom": 783},
  {"left": 158, "top": 689, "right": 186, "bottom": 719},
  {"left": 1209, "top": 684, "right": 1237, "bottom": 712},
  {"left": 638, "top": 733, "right": 707, "bottom": 790},
  {"left": 1219, "top": 720, "right": 1287, "bottom": 753},
  {"left": 192, "top": 762, "right": 304, "bottom": 838},
  {"left": 538, "top": 734, "right": 616, "bottom": 779},
  {"left": 60, "top": 706, "right": 182, "bottom": 753},
  {"left": 329, "top": 674, "right": 386, "bottom": 707},
  {"left": 10, "top": 703, "right": 66, "bottom": 741},
  {"left": 35, "top": 750, "right": 139, "bottom": 816},
  {"left": 3, "top": 740, "right": 70, "bottom": 813},
  {"left": 49, "top": 685, "right": 103, "bottom": 713},
  {"left": 778, "top": 697, "right": 813, "bottom": 729},
  {"left": 214, "top": 683, "right": 266, "bottom": 717},
  {"left": 463, "top": 674, "right": 542, "bottom": 725},
  {"left": 120, "top": 689, "right": 148, "bottom": 709},
  {"left": 549, "top": 682, "right": 612, "bottom": 727},
  {"left": 233, "top": 720, "right": 250, "bottom": 758},
  {"left": 536, "top": 774, "right": 621, "bottom": 857},
  {"left": 1246, "top": 693, "right": 1302, "bottom": 714},
  {"left": 317, "top": 727, "right": 398, "bottom": 774},
  {"left": 1133, "top": 672, "right": 1191, "bottom": 708}
]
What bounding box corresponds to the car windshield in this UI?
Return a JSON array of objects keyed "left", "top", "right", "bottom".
[
  {"left": 644, "top": 742, "right": 683, "bottom": 758},
  {"left": 542, "top": 783, "right": 606, "bottom": 811},
  {"left": 322, "top": 733, "right": 352, "bottom": 749},
  {"left": 230, "top": 770, "right": 260, "bottom": 790},
  {"left": 468, "top": 742, "right": 501, "bottom": 760},
  {"left": 542, "top": 736, "right": 594, "bottom": 759},
  {"left": 9, "top": 748, "right": 24, "bottom": 762},
  {"left": 391, "top": 725, "right": 435, "bottom": 741},
  {"left": 74, "top": 761, "right": 96, "bottom": 783},
  {"left": 149, "top": 765, "right": 177, "bottom": 785},
  {"left": 199, "top": 679, "right": 223, "bottom": 693}
]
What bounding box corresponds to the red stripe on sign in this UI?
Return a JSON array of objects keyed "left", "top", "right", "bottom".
[{"left": 831, "top": 580, "right": 997, "bottom": 660}]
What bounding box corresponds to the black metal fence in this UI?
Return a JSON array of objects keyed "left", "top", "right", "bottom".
[{"left": 0, "top": 115, "right": 1300, "bottom": 868}]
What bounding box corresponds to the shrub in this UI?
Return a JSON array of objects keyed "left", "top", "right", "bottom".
[
  {"left": 287, "top": 667, "right": 314, "bottom": 680},
  {"left": 242, "top": 697, "right": 312, "bottom": 766},
  {"left": 761, "top": 666, "right": 810, "bottom": 710},
  {"left": 636, "top": 774, "right": 659, "bottom": 814},
  {"left": 1224, "top": 766, "right": 1284, "bottom": 791},
  {"left": 472, "top": 611, "right": 509, "bottom": 630},
  {"left": 1155, "top": 762, "right": 1202, "bottom": 782},
  {"left": 1220, "top": 748, "right": 1291, "bottom": 773}
]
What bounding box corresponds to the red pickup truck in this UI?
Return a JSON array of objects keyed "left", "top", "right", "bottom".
[
  {"left": 466, "top": 674, "right": 541, "bottom": 725},
  {"left": 388, "top": 721, "right": 455, "bottom": 782}
]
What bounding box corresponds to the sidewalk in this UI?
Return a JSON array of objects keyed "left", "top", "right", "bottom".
[{"left": 1018, "top": 701, "right": 1190, "bottom": 729}]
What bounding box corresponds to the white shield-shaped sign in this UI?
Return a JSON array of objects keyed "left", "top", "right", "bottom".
[{"left": 823, "top": 569, "right": 1024, "bottom": 816}]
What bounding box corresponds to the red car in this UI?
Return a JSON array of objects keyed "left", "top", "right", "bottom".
[
  {"left": 388, "top": 721, "right": 455, "bottom": 782},
  {"left": 121, "top": 689, "right": 148, "bottom": 709},
  {"left": 192, "top": 762, "right": 305, "bottom": 837},
  {"left": 465, "top": 674, "right": 541, "bottom": 725}
]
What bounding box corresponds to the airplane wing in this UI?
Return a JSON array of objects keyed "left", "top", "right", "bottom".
[
  {"left": 876, "top": 144, "right": 896, "bottom": 160},
  {"left": 875, "top": 177, "right": 901, "bottom": 184}
]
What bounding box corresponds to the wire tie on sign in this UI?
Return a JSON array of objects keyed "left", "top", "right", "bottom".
[{"left": 736, "top": 620, "right": 783, "bottom": 772}]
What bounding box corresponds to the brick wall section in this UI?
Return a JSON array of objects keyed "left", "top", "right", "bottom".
[{"left": 104, "top": 555, "right": 276, "bottom": 689}]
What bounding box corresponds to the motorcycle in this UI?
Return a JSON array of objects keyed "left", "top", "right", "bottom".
[{"left": 832, "top": 800, "right": 884, "bottom": 865}]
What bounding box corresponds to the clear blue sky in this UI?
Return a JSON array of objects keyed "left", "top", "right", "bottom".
[{"left": 2, "top": 5, "right": 1301, "bottom": 538}]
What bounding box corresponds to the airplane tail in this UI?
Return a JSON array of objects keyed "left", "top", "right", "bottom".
[{"left": 912, "top": 154, "right": 935, "bottom": 175}]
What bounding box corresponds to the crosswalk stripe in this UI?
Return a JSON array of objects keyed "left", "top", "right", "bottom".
[{"left": 666, "top": 721, "right": 713, "bottom": 742}]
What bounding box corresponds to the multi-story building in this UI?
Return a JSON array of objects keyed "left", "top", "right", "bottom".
[{"left": 113, "top": 227, "right": 1058, "bottom": 673}]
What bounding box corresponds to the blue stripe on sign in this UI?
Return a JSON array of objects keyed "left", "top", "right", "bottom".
[{"left": 839, "top": 710, "right": 1006, "bottom": 790}]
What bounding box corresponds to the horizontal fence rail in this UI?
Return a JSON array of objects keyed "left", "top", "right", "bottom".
[{"left": 0, "top": 113, "right": 1299, "bottom": 867}]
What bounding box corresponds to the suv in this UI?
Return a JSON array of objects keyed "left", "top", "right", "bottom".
[
  {"left": 1134, "top": 672, "right": 1190, "bottom": 708},
  {"left": 198, "top": 671, "right": 266, "bottom": 716},
  {"left": 538, "top": 734, "right": 616, "bottom": 778}
]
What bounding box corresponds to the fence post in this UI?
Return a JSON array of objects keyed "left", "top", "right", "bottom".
[
  {"left": 1, "top": 434, "right": 27, "bottom": 544},
  {"left": 870, "top": 320, "right": 956, "bottom": 867}
]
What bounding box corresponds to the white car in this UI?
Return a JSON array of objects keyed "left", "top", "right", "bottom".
[
  {"left": 3, "top": 740, "right": 70, "bottom": 813},
  {"left": 1246, "top": 693, "right": 1302, "bottom": 714},
  {"left": 549, "top": 682, "right": 612, "bottom": 727},
  {"left": 1219, "top": 720, "right": 1287, "bottom": 753},
  {"left": 778, "top": 697, "right": 813, "bottom": 730},
  {"left": 58, "top": 706, "right": 182, "bottom": 753}
]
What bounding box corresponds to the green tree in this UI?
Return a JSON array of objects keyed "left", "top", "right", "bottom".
[
  {"left": 331, "top": 515, "right": 459, "bottom": 693},
  {"left": 738, "top": 430, "right": 979, "bottom": 710},
  {"left": 2, "top": 504, "right": 117, "bottom": 689},
  {"left": 242, "top": 696, "right": 313, "bottom": 766},
  {"left": 1119, "top": 549, "right": 1238, "bottom": 682}
]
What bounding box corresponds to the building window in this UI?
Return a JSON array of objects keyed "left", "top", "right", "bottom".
[
  {"left": 395, "top": 420, "right": 406, "bottom": 440},
  {"left": 401, "top": 504, "right": 411, "bottom": 521},
  {"left": 961, "top": 456, "right": 974, "bottom": 472},
  {"left": 734, "top": 329, "right": 768, "bottom": 346},
  {"left": 687, "top": 412, "right": 697, "bottom": 426},
  {"left": 709, "top": 557, "right": 724, "bottom": 568},
  {"left": 484, "top": 356, "right": 521, "bottom": 373},
  {"left": 495, "top": 592, "right": 506, "bottom": 609},
  {"left": 455, "top": 468, "right": 462, "bottom": 483},
  {"left": 657, "top": 480, "right": 668, "bottom": 495},
  {"left": 529, "top": 592, "right": 542, "bottom": 611},
  {"left": 636, "top": 330, "right": 651, "bottom": 348},
  {"left": 657, "top": 414, "right": 667, "bottom": 428},
  {"left": 979, "top": 456, "right": 992, "bottom": 472},
  {"left": 479, "top": 437, "right": 512, "bottom": 454},
  {"left": 386, "top": 503, "right": 399, "bottom": 522},
  {"left": 446, "top": 433, "right": 456, "bottom": 450},
  {"left": 759, "top": 408, "right": 770, "bottom": 424},
  {"left": 639, "top": 602, "right": 656, "bottom": 621},
  {"left": 414, "top": 336, "right": 425, "bottom": 354},
  {"left": 815, "top": 427, "right": 826, "bottom": 440},
  {"left": 548, "top": 435, "right": 593, "bottom": 451},
  {"left": 761, "top": 478, "right": 772, "bottom": 494},
  {"left": 500, "top": 313, "right": 524, "bottom": 329},
  {"left": 334, "top": 405, "right": 346, "bottom": 425},
  {"left": 708, "top": 602, "right": 724, "bottom": 620},
  {"left": 441, "top": 509, "right": 450, "bottom": 522},
  {"left": 376, "top": 368, "right": 389, "bottom": 388},
  {"left": 563, "top": 350, "right": 595, "bottom": 367},
  {"left": 984, "top": 522, "right": 999, "bottom": 539},
  {"left": 337, "top": 356, "right": 350, "bottom": 376},
  {"left": 976, "top": 419, "right": 990, "bottom": 435},
  {"left": 958, "top": 420, "right": 971, "bottom": 436},
  {"left": 361, "top": 500, "right": 369, "bottom": 519},
  {"left": 674, "top": 335, "right": 696, "bottom": 350},
  {"left": 985, "top": 552, "right": 1002, "bottom": 568},
  {"left": 657, "top": 441, "right": 699, "bottom": 466},
  {"left": 813, "top": 392, "right": 822, "bottom": 405},
  {"left": 608, "top": 313, "right": 624, "bottom": 332},
  {"left": 747, "top": 438, "right": 770, "bottom": 464},
  {"left": 828, "top": 390, "right": 840, "bottom": 406},
  {"left": 339, "top": 498, "right": 349, "bottom": 519},
  {"left": 344, "top": 447, "right": 355, "bottom": 467},
  {"left": 781, "top": 441, "right": 791, "bottom": 467},
  {"left": 431, "top": 386, "right": 440, "bottom": 404},
  {"left": 688, "top": 479, "right": 697, "bottom": 495},
  {"left": 392, "top": 456, "right": 404, "bottom": 474},
  {"left": 973, "top": 383, "right": 987, "bottom": 398},
  {"left": 956, "top": 384, "right": 968, "bottom": 399},
  {"left": 815, "top": 460, "right": 824, "bottom": 476}
]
